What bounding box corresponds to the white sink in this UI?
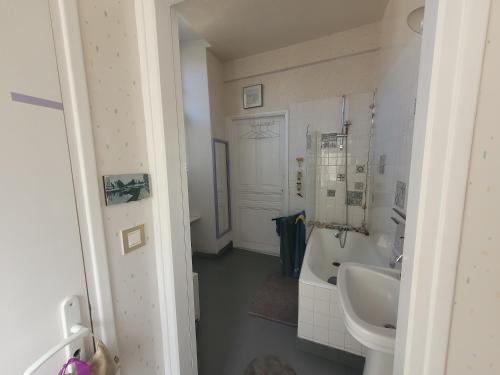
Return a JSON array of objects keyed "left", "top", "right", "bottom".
[{"left": 338, "top": 262, "right": 400, "bottom": 375}]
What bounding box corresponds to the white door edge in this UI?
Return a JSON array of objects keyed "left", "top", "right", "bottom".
[
  {"left": 395, "top": 0, "right": 492, "bottom": 374},
  {"left": 49, "top": 0, "right": 119, "bottom": 355},
  {"left": 135, "top": 2, "right": 198, "bottom": 375}
]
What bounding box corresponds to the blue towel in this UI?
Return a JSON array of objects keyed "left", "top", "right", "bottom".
[{"left": 273, "top": 211, "right": 306, "bottom": 279}]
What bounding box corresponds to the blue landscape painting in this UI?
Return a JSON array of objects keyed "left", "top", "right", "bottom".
[{"left": 103, "top": 173, "right": 151, "bottom": 206}]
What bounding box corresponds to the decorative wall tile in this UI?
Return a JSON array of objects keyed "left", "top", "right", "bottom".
[
  {"left": 354, "top": 182, "right": 364, "bottom": 190},
  {"left": 347, "top": 191, "right": 363, "bottom": 206},
  {"left": 395, "top": 181, "right": 407, "bottom": 209},
  {"left": 379, "top": 154, "right": 386, "bottom": 175},
  {"left": 321, "top": 133, "right": 338, "bottom": 149},
  {"left": 327, "top": 189, "right": 336, "bottom": 197},
  {"left": 356, "top": 165, "right": 365, "bottom": 173}
]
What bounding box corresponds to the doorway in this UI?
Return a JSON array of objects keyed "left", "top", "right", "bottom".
[{"left": 135, "top": 0, "right": 493, "bottom": 374}]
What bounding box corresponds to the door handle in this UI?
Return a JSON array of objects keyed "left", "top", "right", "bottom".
[{"left": 24, "top": 324, "right": 90, "bottom": 375}]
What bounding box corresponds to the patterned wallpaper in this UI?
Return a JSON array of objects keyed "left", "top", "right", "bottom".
[{"left": 77, "top": 0, "right": 164, "bottom": 373}]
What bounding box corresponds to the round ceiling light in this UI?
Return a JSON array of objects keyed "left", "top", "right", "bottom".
[{"left": 407, "top": 6, "right": 425, "bottom": 35}]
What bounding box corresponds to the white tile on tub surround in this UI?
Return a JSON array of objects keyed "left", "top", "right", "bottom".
[
  {"left": 330, "top": 316, "right": 346, "bottom": 333},
  {"left": 329, "top": 329, "right": 345, "bottom": 349},
  {"left": 315, "top": 286, "right": 331, "bottom": 301},
  {"left": 330, "top": 288, "right": 339, "bottom": 301},
  {"left": 313, "top": 325, "right": 330, "bottom": 345},
  {"left": 345, "top": 332, "right": 363, "bottom": 355},
  {"left": 299, "top": 282, "right": 315, "bottom": 298},
  {"left": 298, "top": 322, "right": 314, "bottom": 339},
  {"left": 335, "top": 303, "right": 345, "bottom": 318},
  {"left": 299, "top": 307, "right": 314, "bottom": 324},
  {"left": 330, "top": 290, "right": 344, "bottom": 318},
  {"left": 314, "top": 297, "right": 330, "bottom": 314},
  {"left": 314, "top": 311, "right": 330, "bottom": 328},
  {"left": 300, "top": 295, "right": 314, "bottom": 311},
  {"left": 331, "top": 300, "right": 344, "bottom": 318}
]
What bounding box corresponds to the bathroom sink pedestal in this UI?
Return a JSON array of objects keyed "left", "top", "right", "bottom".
[
  {"left": 363, "top": 349, "right": 393, "bottom": 375},
  {"left": 337, "top": 262, "right": 400, "bottom": 375}
]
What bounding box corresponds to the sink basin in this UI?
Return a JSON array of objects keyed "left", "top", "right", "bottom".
[{"left": 338, "top": 262, "right": 400, "bottom": 375}]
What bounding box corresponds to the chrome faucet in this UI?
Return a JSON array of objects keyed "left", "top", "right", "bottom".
[
  {"left": 390, "top": 235, "right": 405, "bottom": 268},
  {"left": 333, "top": 225, "right": 350, "bottom": 248},
  {"left": 390, "top": 253, "right": 403, "bottom": 268}
]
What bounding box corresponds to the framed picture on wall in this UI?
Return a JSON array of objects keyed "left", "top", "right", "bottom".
[
  {"left": 103, "top": 173, "right": 151, "bottom": 206},
  {"left": 243, "top": 84, "right": 263, "bottom": 109}
]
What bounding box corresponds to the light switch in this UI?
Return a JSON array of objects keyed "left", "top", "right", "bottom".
[{"left": 121, "top": 224, "right": 145, "bottom": 254}]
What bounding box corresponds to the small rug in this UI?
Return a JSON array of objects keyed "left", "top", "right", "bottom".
[
  {"left": 248, "top": 273, "right": 298, "bottom": 327},
  {"left": 244, "top": 355, "right": 297, "bottom": 375}
]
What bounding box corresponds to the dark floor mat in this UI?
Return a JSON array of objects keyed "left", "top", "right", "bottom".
[
  {"left": 248, "top": 273, "right": 298, "bottom": 327},
  {"left": 244, "top": 355, "right": 297, "bottom": 375}
]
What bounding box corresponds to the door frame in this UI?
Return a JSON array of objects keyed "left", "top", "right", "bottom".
[
  {"left": 48, "top": 0, "right": 118, "bottom": 355},
  {"left": 227, "top": 111, "right": 289, "bottom": 255},
  {"left": 134, "top": 0, "right": 493, "bottom": 374},
  {"left": 135, "top": 1, "right": 198, "bottom": 374}
]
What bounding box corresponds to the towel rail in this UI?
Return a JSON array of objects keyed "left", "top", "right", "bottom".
[{"left": 24, "top": 324, "right": 90, "bottom": 375}]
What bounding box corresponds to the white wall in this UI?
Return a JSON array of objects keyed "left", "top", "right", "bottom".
[
  {"left": 223, "top": 22, "right": 381, "bottom": 83},
  {"left": 369, "top": 1, "right": 423, "bottom": 373},
  {"left": 180, "top": 39, "right": 217, "bottom": 253},
  {"left": 368, "top": 0, "right": 423, "bottom": 244},
  {"left": 180, "top": 39, "right": 232, "bottom": 254},
  {"left": 223, "top": 23, "right": 381, "bottom": 219},
  {"left": 446, "top": 0, "right": 500, "bottom": 372},
  {"left": 77, "top": 0, "right": 164, "bottom": 373},
  {"left": 206, "top": 50, "right": 234, "bottom": 250},
  {"left": 206, "top": 50, "right": 226, "bottom": 140}
]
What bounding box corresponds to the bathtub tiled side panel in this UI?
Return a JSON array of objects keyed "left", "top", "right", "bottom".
[
  {"left": 298, "top": 281, "right": 367, "bottom": 357},
  {"left": 298, "top": 282, "right": 315, "bottom": 340}
]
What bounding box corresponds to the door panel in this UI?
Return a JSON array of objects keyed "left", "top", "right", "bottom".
[
  {"left": 0, "top": 1, "right": 92, "bottom": 373},
  {"left": 259, "top": 134, "right": 282, "bottom": 190},
  {"left": 238, "top": 205, "right": 281, "bottom": 252},
  {"left": 238, "top": 137, "right": 258, "bottom": 190},
  {"left": 231, "top": 115, "right": 287, "bottom": 255}
]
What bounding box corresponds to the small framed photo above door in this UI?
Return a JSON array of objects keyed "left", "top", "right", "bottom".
[{"left": 243, "top": 84, "right": 263, "bottom": 109}]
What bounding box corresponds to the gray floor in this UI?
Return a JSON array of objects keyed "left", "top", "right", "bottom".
[{"left": 192, "top": 248, "right": 362, "bottom": 375}]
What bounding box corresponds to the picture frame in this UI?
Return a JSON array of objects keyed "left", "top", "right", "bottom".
[
  {"left": 103, "top": 173, "right": 151, "bottom": 206},
  {"left": 243, "top": 84, "right": 263, "bottom": 109}
]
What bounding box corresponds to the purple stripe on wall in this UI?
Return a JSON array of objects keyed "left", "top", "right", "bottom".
[{"left": 11, "top": 92, "right": 64, "bottom": 110}]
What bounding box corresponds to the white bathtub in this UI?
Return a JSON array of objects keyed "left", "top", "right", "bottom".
[{"left": 298, "top": 228, "right": 387, "bottom": 356}]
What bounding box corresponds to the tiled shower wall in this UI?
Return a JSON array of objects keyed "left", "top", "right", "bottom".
[{"left": 306, "top": 93, "right": 374, "bottom": 228}]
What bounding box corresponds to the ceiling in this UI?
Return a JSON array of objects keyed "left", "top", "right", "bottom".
[{"left": 175, "top": 0, "right": 389, "bottom": 61}]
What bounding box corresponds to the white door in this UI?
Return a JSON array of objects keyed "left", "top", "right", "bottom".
[
  {"left": 0, "top": 1, "right": 93, "bottom": 374},
  {"left": 230, "top": 114, "right": 287, "bottom": 255}
]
